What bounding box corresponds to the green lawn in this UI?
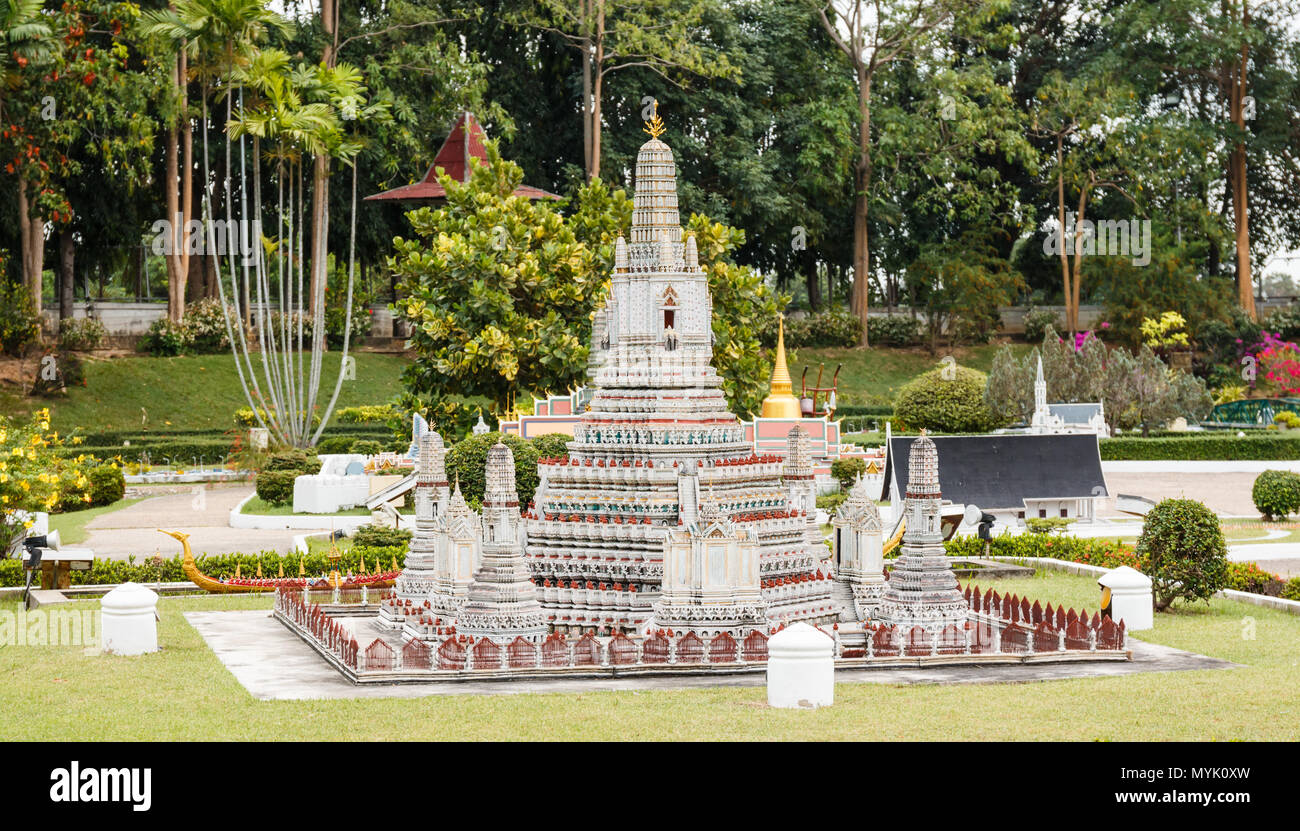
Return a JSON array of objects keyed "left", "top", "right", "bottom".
[
  {"left": 791, "top": 343, "right": 1030, "bottom": 407},
  {"left": 1, "top": 569, "right": 1294, "bottom": 741},
  {"left": 0, "top": 352, "right": 410, "bottom": 433},
  {"left": 47, "top": 498, "right": 144, "bottom": 545}
]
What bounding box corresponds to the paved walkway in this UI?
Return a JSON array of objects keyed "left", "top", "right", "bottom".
[
  {"left": 185, "top": 610, "right": 1237, "bottom": 701},
  {"left": 85, "top": 484, "right": 330, "bottom": 560},
  {"left": 1100, "top": 472, "right": 1264, "bottom": 517}
]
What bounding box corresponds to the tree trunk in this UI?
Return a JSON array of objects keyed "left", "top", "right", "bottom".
[
  {"left": 590, "top": 4, "right": 606, "bottom": 181},
  {"left": 164, "top": 49, "right": 192, "bottom": 322},
  {"left": 581, "top": 0, "right": 593, "bottom": 177},
  {"left": 310, "top": 0, "right": 337, "bottom": 316},
  {"left": 1070, "top": 186, "right": 1090, "bottom": 336},
  {"left": 851, "top": 70, "right": 872, "bottom": 347},
  {"left": 17, "top": 178, "right": 45, "bottom": 322},
  {"left": 58, "top": 228, "right": 75, "bottom": 324},
  {"left": 1055, "top": 138, "right": 1074, "bottom": 335},
  {"left": 804, "top": 245, "right": 820, "bottom": 310},
  {"left": 1231, "top": 1, "right": 1255, "bottom": 319}
]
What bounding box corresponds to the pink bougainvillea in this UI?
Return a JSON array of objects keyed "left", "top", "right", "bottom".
[{"left": 1252, "top": 332, "right": 1300, "bottom": 396}]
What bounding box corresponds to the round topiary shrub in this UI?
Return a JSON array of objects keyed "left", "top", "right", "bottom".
[
  {"left": 444, "top": 432, "right": 540, "bottom": 509},
  {"left": 830, "top": 457, "right": 866, "bottom": 490},
  {"left": 1135, "top": 498, "right": 1229, "bottom": 611},
  {"left": 264, "top": 449, "right": 321, "bottom": 475},
  {"left": 351, "top": 523, "right": 412, "bottom": 548},
  {"left": 86, "top": 464, "right": 125, "bottom": 507},
  {"left": 1251, "top": 469, "right": 1300, "bottom": 520},
  {"left": 892, "top": 364, "right": 1001, "bottom": 433},
  {"left": 255, "top": 470, "right": 298, "bottom": 506},
  {"left": 314, "top": 436, "right": 354, "bottom": 455}
]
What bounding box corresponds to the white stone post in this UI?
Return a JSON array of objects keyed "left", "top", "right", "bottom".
[
  {"left": 100, "top": 583, "right": 160, "bottom": 656},
  {"left": 766, "top": 622, "right": 834, "bottom": 709}
]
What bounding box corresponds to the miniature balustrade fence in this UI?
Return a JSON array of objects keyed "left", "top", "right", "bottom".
[{"left": 275, "top": 582, "right": 1129, "bottom": 677}]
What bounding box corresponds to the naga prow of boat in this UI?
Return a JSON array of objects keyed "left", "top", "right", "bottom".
[{"left": 158, "top": 529, "right": 399, "bottom": 594}]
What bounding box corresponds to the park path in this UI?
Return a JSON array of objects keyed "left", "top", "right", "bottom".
[
  {"left": 1099, "top": 472, "right": 1262, "bottom": 517},
  {"left": 83, "top": 483, "right": 329, "bottom": 561}
]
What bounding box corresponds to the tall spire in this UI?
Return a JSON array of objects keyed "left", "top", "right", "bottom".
[{"left": 761, "top": 316, "right": 801, "bottom": 418}]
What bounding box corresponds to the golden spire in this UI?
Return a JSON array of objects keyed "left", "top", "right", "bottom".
[
  {"left": 643, "top": 99, "right": 666, "bottom": 140},
  {"left": 761, "top": 315, "right": 802, "bottom": 419}
]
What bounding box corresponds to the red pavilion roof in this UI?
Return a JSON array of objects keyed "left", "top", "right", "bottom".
[{"left": 365, "top": 112, "right": 560, "bottom": 202}]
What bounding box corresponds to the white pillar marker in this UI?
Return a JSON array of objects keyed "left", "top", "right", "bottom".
[
  {"left": 766, "top": 622, "right": 834, "bottom": 709},
  {"left": 100, "top": 582, "right": 160, "bottom": 655},
  {"left": 1097, "top": 566, "right": 1154, "bottom": 631}
]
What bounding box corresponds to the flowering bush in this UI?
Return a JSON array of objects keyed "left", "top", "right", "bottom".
[
  {"left": 1251, "top": 332, "right": 1300, "bottom": 396},
  {"left": 0, "top": 410, "right": 91, "bottom": 553},
  {"left": 57, "top": 315, "right": 107, "bottom": 350},
  {"left": 1140, "top": 311, "right": 1191, "bottom": 350}
]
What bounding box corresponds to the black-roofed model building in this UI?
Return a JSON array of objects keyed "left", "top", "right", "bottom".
[{"left": 882, "top": 432, "right": 1109, "bottom": 525}]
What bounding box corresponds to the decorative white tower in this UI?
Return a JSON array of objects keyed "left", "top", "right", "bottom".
[
  {"left": 874, "top": 432, "right": 968, "bottom": 632},
  {"left": 394, "top": 430, "right": 449, "bottom": 599},
  {"left": 457, "top": 442, "right": 547, "bottom": 642},
  {"left": 1029, "top": 355, "right": 1063, "bottom": 433},
  {"left": 831, "top": 474, "right": 885, "bottom": 618},
  {"left": 654, "top": 500, "right": 766, "bottom": 637}
]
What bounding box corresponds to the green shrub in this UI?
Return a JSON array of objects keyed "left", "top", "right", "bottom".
[
  {"left": 870, "top": 314, "right": 921, "bottom": 347},
  {"left": 314, "top": 436, "right": 355, "bottom": 454},
  {"left": 1262, "top": 307, "right": 1300, "bottom": 342},
  {"left": 444, "top": 432, "right": 540, "bottom": 509},
  {"left": 1224, "top": 561, "right": 1285, "bottom": 596},
  {"left": 254, "top": 470, "right": 298, "bottom": 506},
  {"left": 1251, "top": 469, "right": 1300, "bottom": 520},
  {"left": 0, "top": 280, "right": 40, "bottom": 356},
  {"left": 87, "top": 464, "right": 125, "bottom": 507},
  {"left": 530, "top": 432, "right": 573, "bottom": 459},
  {"left": 816, "top": 492, "right": 847, "bottom": 513},
  {"left": 1100, "top": 435, "right": 1300, "bottom": 461},
  {"left": 943, "top": 532, "right": 1145, "bottom": 569},
  {"left": 1021, "top": 307, "right": 1061, "bottom": 344},
  {"left": 183, "top": 297, "right": 242, "bottom": 353},
  {"left": 1136, "top": 498, "right": 1229, "bottom": 611},
  {"left": 349, "top": 439, "right": 385, "bottom": 455},
  {"left": 234, "top": 407, "right": 321, "bottom": 429},
  {"left": 138, "top": 317, "right": 193, "bottom": 356},
  {"left": 1283, "top": 576, "right": 1300, "bottom": 602},
  {"left": 351, "top": 523, "right": 412, "bottom": 548},
  {"left": 830, "top": 457, "right": 866, "bottom": 490},
  {"left": 336, "top": 404, "right": 400, "bottom": 424},
  {"left": 58, "top": 316, "right": 108, "bottom": 350},
  {"left": 893, "top": 365, "right": 1001, "bottom": 433},
  {"left": 1025, "top": 517, "right": 1073, "bottom": 535},
  {"left": 264, "top": 449, "right": 321, "bottom": 474}
]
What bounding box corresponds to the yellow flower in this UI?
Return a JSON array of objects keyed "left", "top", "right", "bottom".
[{"left": 20, "top": 480, "right": 30, "bottom": 491}]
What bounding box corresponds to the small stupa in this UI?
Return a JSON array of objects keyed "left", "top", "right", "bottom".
[
  {"left": 873, "top": 431, "right": 967, "bottom": 632},
  {"left": 760, "top": 317, "right": 802, "bottom": 419},
  {"left": 455, "top": 442, "right": 547, "bottom": 643}
]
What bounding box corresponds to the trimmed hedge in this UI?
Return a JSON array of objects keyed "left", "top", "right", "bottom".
[
  {"left": 0, "top": 545, "right": 406, "bottom": 587},
  {"left": 351, "top": 524, "right": 412, "bottom": 548},
  {"left": 1100, "top": 435, "right": 1300, "bottom": 460}
]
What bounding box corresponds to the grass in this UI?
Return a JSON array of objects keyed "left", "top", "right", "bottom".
[
  {"left": 791, "top": 343, "right": 1030, "bottom": 407},
  {"left": 0, "top": 352, "right": 410, "bottom": 433},
  {"left": 1, "top": 569, "right": 1294, "bottom": 741},
  {"left": 46, "top": 498, "right": 144, "bottom": 545}
]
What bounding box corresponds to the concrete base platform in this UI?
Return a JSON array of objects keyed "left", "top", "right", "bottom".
[{"left": 185, "top": 610, "right": 1238, "bottom": 701}]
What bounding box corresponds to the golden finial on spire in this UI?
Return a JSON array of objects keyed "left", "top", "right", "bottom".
[
  {"left": 643, "top": 99, "right": 666, "bottom": 140},
  {"left": 761, "top": 314, "right": 802, "bottom": 419}
]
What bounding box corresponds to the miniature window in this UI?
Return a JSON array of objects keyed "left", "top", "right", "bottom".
[
  {"left": 663, "top": 309, "right": 675, "bottom": 329},
  {"left": 1038, "top": 509, "right": 1047, "bottom": 518},
  {"left": 1060, "top": 508, "right": 1068, "bottom": 518}
]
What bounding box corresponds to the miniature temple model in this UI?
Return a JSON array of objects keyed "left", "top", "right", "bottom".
[
  {"left": 830, "top": 473, "right": 886, "bottom": 620},
  {"left": 1029, "top": 356, "right": 1109, "bottom": 437},
  {"left": 455, "top": 443, "right": 548, "bottom": 642},
  {"left": 874, "top": 433, "right": 969, "bottom": 631}
]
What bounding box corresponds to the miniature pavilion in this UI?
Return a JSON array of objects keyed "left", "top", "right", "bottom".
[{"left": 364, "top": 112, "right": 560, "bottom": 204}]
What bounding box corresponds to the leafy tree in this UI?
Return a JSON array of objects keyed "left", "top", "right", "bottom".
[
  {"left": 1136, "top": 498, "right": 1228, "bottom": 611},
  {"left": 983, "top": 344, "right": 1033, "bottom": 425},
  {"left": 443, "top": 431, "right": 539, "bottom": 510},
  {"left": 903, "top": 230, "right": 1025, "bottom": 352}
]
